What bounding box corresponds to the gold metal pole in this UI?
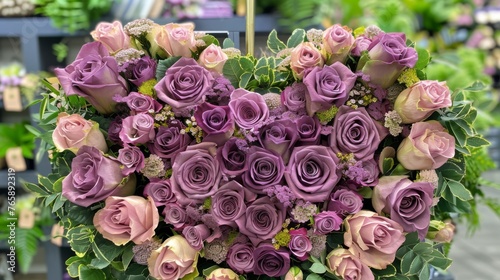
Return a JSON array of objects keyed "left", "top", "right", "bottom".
[{"left": 245, "top": 0, "right": 255, "bottom": 56}]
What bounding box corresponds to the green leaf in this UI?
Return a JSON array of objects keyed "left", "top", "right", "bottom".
[
  {"left": 418, "top": 264, "right": 430, "bottom": 280},
  {"left": 309, "top": 262, "right": 327, "bottom": 274},
  {"left": 38, "top": 175, "right": 54, "bottom": 192},
  {"left": 464, "top": 81, "right": 487, "bottom": 92},
  {"left": 306, "top": 273, "right": 324, "bottom": 280},
  {"left": 25, "top": 124, "right": 41, "bottom": 137},
  {"left": 92, "top": 234, "right": 125, "bottom": 266},
  {"left": 203, "top": 265, "right": 220, "bottom": 277},
  {"left": 408, "top": 255, "right": 425, "bottom": 275},
  {"left": 267, "top": 29, "right": 287, "bottom": 54},
  {"left": 16, "top": 227, "right": 43, "bottom": 273},
  {"left": 121, "top": 244, "right": 135, "bottom": 271},
  {"left": 79, "top": 266, "right": 106, "bottom": 280},
  {"left": 447, "top": 180, "right": 473, "bottom": 201},
  {"left": 66, "top": 255, "right": 91, "bottom": 278},
  {"left": 240, "top": 57, "right": 254, "bottom": 73},
  {"left": 39, "top": 94, "right": 49, "bottom": 120},
  {"left": 239, "top": 72, "right": 253, "bottom": 89},
  {"left": 223, "top": 38, "right": 234, "bottom": 49},
  {"left": 52, "top": 194, "right": 67, "bottom": 213},
  {"left": 223, "top": 58, "right": 245, "bottom": 87},
  {"left": 67, "top": 225, "right": 93, "bottom": 257},
  {"left": 287, "top": 29, "right": 306, "bottom": 48},
  {"left": 447, "top": 122, "right": 467, "bottom": 147},
  {"left": 201, "top": 35, "right": 219, "bottom": 46},
  {"left": 156, "top": 56, "right": 182, "bottom": 80},
  {"left": 23, "top": 182, "right": 50, "bottom": 196},
  {"left": 467, "top": 136, "right": 490, "bottom": 147},
  {"left": 400, "top": 250, "right": 416, "bottom": 274},
  {"left": 415, "top": 48, "right": 431, "bottom": 70},
  {"left": 53, "top": 176, "right": 65, "bottom": 192},
  {"left": 438, "top": 161, "right": 464, "bottom": 181},
  {"left": 372, "top": 264, "right": 397, "bottom": 277},
  {"left": 382, "top": 158, "right": 395, "bottom": 175}
]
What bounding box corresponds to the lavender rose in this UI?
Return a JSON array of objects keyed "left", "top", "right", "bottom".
[
  {"left": 94, "top": 196, "right": 159, "bottom": 245},
  {"left": 226, "top": 242, "right": 255, "bottom": 274},
  {"left": 163, "top": 203, "right": 193, "bottom": 230},
  {"left": 117, "top": 145, "right": 145, "bottom": 176},
  {"left": 62, "top": 146, "right": 136, "bottom": 207},
  {"left": 211, "top": 181, "right": 257, "bottom": 227},
  {"left": 119, "top": 113, "right": 155, "bottom": 145},
  {"left": 54, "top": 42, "right": 128, "bottom": 114},
  {"left": 358, "top": 32, "right": 418, "bottom": 88},
  {"left": 143, "top": 178, "right": 177, "bottom": 206},
  {"left": 322, "top": 24, "right": 355, "bottom": 64},
  {"left": 147, "top": 235, "right": 199, "bottom": 280},
  {"left": 327, "top": 248, "right": 374, "bottom": 280},
  {"left": 295, "top": 115, "right": 321, "bottom": 145},
  {"left": 52, "top": 113, "right": 108, "bottom": 153},
  {"left": 328, "top": 188, "right": 364, "bottom": 215},
  {"left": 218, "top": 137, "right": 248, "bottom": 178},
  {"left": 194, "top": 102, "right": 235, "bottom": 146},
  {"left": 344, "top": 210, "right": 405, "bottom": 269},
  {"left": 171, "top": 142, "right": 221, "bottom": 205},
  {"left": 351, "top": 35, "right": 372, "bottom": 56},
  {"left": 372, "top": 176, "right": 435, "bottom": 239},
  {"left": 394, "top": 80, "right": 452, "bottom": 124},
  {"left": 302, "top": 62, "right": 357, "bottom": 116},
  {"left": 281, "top": 82, "right": 307, "bottom": 112},
  {"left": 108, "top": 117, "right": 123, "bottom": 144},
  {"left": 288, "top": 228, "right": 312, "bottom": 261},
  {"left": 229, "top": 88, "right": 269, "bottom": 130},
  {"left": 235, "top": 196, "right": 286, "bottom": 245},
  {"left": 258, "top": 119, "right": 299, "bottom": 163},
  {"left": 290, "top": 42, "right": 324, "bottom": 79},
  {"left": 121, "top": 92, "right": 162, "bottom": 115},
  {"left": 285, "top": 145, "right": 341, "bottom": 202},
  {"left": 314, "top": 211, "right": 343, "bottom": 234},
  {"left": 129, "top": 56, "right": 157, "bottom": 87},
  {"left": 253, "top": 244, "right": 290, "bottom": 277},
  {"left": 155, "top": 57, "right": 214, "bottom": 113},
  {"left": 242, "top": 146, "right": 285, "bottom": 194},
  {"left": 329, "top": 106, "right": 387, "bottom": 161},
  {"left": 397, "top": 121, "right": 455, "bottom": 170},
  {"left": 148, "top": 120, "right": 191, "bottom": 160},
  {"left": 91, "top": 21, "right": 130, "bottom": 53},
  {"left": 182, "top": 224, "right": 210, "bottom": 250}
]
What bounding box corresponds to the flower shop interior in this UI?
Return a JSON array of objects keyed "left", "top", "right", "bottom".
[{"left": 1, "top": 0, "right": 500, "bottom": 280}]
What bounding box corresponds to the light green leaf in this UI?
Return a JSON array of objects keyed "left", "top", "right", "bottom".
[
  {"left": 306, "top": 273, "right": 324, "bottom": 280},
  {"left": 415, "top": 48, "right": 431, "bottom": 70},
  {"left": 447, "top": 180, "right": 473, "bottom": 201},
  {"left": 287, "top": 28, "right": 306, "bottom": 48},
  {"left": 240, "top": 57, "right": 254, "bottom": 73},
  {"left": 408, "top": 255, "right": 425, "bottom": 275},
  {"left": 467, "top": 136, "right": 490, "bottom": 147},
  {"left": 267, "top": 29, "right": 287, "bottom": 54},
  {"left": 202, "top": 265, "right": 219, "bottom": 277},
  {"left": 23, "top": 182, "right": 50, "bottom": 196},
  {"left": 401, "top": 250, "right": 416, "bottom": 274},
  {"left": 223, "top": 58, "right": 245, "bottom": 87},
  {"left": 223, "top": 38, "right": 234, "bottom": 49},
  {"left": 309, "top": 262, "right": 327, "bottom": 274}
]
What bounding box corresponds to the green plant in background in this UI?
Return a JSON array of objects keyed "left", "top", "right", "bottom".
[
  {"left": 0, "top": 195, "right": 53, "bottom": 274},
  {"left": 0, "top": 122, "right": 36, "bottom": 160},
  {"left": 33, "top": 0, "right": 113, "bottom": 33}
]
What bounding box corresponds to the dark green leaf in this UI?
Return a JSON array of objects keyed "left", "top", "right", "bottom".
[
  {"left": 372, "top": 264, "right": 397, "bottom": 277},
  {"left": 23, "top": 182, "right": 50, "bottom": 196},
  {"left": 79, "top": 266, "right": 106, "bottom": 280},
  {"left": 239, "top": 72, "right": 253, "bottom": 89},
  {"left": 287, "top": 29, "right": 306, "bottom": 48},
  {"left": 467, "top": 136, "right": 490, "bottom": 147},
  {"left": 92, "top": 234, "right": 125, "bottom": 266},
  {"left": 447, "top": 180, "right": 473, "bottom": 201},
  {"left": 121, "top": 244, "right": 135, "bottom": 271},
  {"left": 415, "top": 48, "right": 430, "bottom": 70},
  {"left": 52, "top": 194, "right": 67, "bottom": 213},
  {"left": 155, "top": 56, "right": 182, "bottom": 80},
  {"left": 401, "top": 250, "right": 416, "bottom": 274},
  {"left": 267, "top": 29, "right": 287, "bottom": 54},
  {"left": 223, "top": 58, "right": 245, "bottom": 87},
  {"left": 447, "top": 122, "right": 467, "bottom": 147},
  {"left": 382, "top": 158, "right": 395, "bottom": 175}
]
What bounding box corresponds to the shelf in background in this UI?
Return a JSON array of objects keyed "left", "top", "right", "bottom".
[{"left": 0, "top": 169, "right": 38, "bottom": 188}]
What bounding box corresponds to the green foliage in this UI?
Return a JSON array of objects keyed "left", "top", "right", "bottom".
[
  {"left": 15, "top": 227, "right": 45, "bottom": 274},
  {"left": 0, "top": 122, "right": 36, "bottom": 159},
  {"left": 33, "top": 0, "right": 113, "bottom": 33},
  {"left": 156, "top": 56, "right": 182, "bottom": 81}
]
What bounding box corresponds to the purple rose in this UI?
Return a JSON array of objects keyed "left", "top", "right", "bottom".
[
  {"left": 229, "top": 89, "right": 269, "bottom": 130},
  {"left": 194, "top": 102, "right": 234, "bottom": 146},
  {"left": 62, "top": 146, "right": 136, "bottom": 207},
  {"left": 121, "top": 92, "right": 162, "bottom": 115},
  {"left": 359, "top": 32, "right": 418, "bottom": 88},
  {"left": 329, "top": 106, "right": 387, "bottom": 161},
  {"left": 108, "top": 117, "right": 123, "bottom": 144},
  {"left": 351, "top": 35, "right": 372, "bottom": 56},
  {"left": 171, "top": 142, "right": 221, "bottom": 205},
  {"left": 259, "top": 119, "right": 298, "bottom": 163},
  {"left": 242, "top": 147, "right": 285, "bottom": 194},
  {"left": 143, "top": 178, "right": 177, "bottom": 206},
  {"left": 117, "top": 145, "right": 145, "bottom": 175},
  {"left": 285, "top": 145, "right": 341, "bottom": 202},
  {"left": 328, "top": 188, "right": 364, "bottom": 216},
  {"left": 235, "top": 196, "right": 286, "bottom": 245},
  {"left": 148, "top": 120, "right": 191, "bottom": 160},
  {"left": 295, "top": 115, "right": 321, "bottom": 145},
  {"left": 314, "top": 211, "right": 343, "bottom": 234},
  {"left": 372, "top": 176, "right": 435, "bottom": 239},
  {"left": 217, "top": 138, "right": 248, "bottom": 179},
  {"left": 155, "top": 57, "right": 214, "bottom": 113},
  {"left": 367, "top": 99, "right": 391, "bottom": 121},
  {"left": 358, "top": 159, "right": 379, "bottom": 186},
  {"left": 163, "top": 203, "right": 193, "bottom": 230},
  {"left": 54, "top": 42, "right": 128, "bottom": 114},
  {"left": 119, "top": 113, "right": 155, "bottom": 145},
  {"left": 253, "top": 244, "right": 290, "bottom": 277},
  {"left": 182, "top": 224, "right": 210, "bottom": 250},
  {"left": 302, "top": 62, "right": 357, "bottom": 116},
  {"left": 226, "top": 242, "right": 255, "bottom": 274},
  {"left": 288, "top": 228, "right": 312, "bottom": 261},
  {"left": 129, "top": 56, "right": 157, "bottom": 86},
  {"left": 211, "top": 181, "right": 257, "bottom": 227},
  {"left": 281, "top": 82, "right": 307, "bottom": 112}
]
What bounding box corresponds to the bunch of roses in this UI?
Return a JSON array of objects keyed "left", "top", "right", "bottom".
[{"left": 50, "top": 19, "right": 456, "bottom": 280}]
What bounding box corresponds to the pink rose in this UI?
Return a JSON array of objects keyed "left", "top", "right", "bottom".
[
  {"left": 372, "top": 176, "right": 435, "bottom": 239},
  {"left": 198, "top": 44, "right": 228, "bottom": 74},
  {"left": 52, "top": 113, "right": 108, "bottom": 153},
  {"left": 290, "top": 42, "right": 324, "bottom": 79},
  {"left": 322, "top": 24, "right": 355, "bottom": 64},
  {"left": 155, "top": 22, "right": 196, "bottom": 57},
  {"left": 288, "top": 228, "right": 312, "bottom": 261},
  {"left": 229, "top": 89, "right": 269, "bottom": 130},
  {"left": 394, "top": 80, "right": 452, "bottom": 123},
  {"left": 351, "top": 35, "right": 372, "bottom": 56},
  {"left": 148, "top": 235, "right": 199, "bottom": 280},
  {"left": 344, "top": 210, "right": 405, "bottom": 269},
  {"left": 119, "top": 113, "right": 156, "bottom": 145},
  {"left": 91, "top": 21, "right": 130, "bottom": 53},
  {"left": 93, "top": 196, "right": 159, "bottom": 246},
  {"left": 206, "top": 268, "right": 239, "bottom": 280},
  {"left": 397, "top": 121, "right": 455, "bottom": 170},
  {"left": 326, "top": 248, "right": 374, "bottom": 280}
]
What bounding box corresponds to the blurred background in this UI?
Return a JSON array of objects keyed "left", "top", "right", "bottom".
[{"left": 0, "top": 0, "right": 499, "bottom": 279}]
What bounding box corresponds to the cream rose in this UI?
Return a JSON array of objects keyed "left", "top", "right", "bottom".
[
  {"left": 327, "top": 248, "right": 374, "bottom": 280},
  {"left": 91, "top": 21, "right": 130, "bottom": 54},
  {"left": 198, "top": 44, "right": 228, "bottom": 74},
  {"left": 206, "top": 268, "right": 239, "bottom": 280},
  {"left": 52, "top": 113, "right": 108, "bottom": 153},
  {"left": 155, "top": 22, "right": 197, "bottom": 57},
  {"left": 148, "top": 235, "right": 199, "bottom": 280},
  {"left": 290, "top": 42, "right": 324, "bottom": 79}
]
